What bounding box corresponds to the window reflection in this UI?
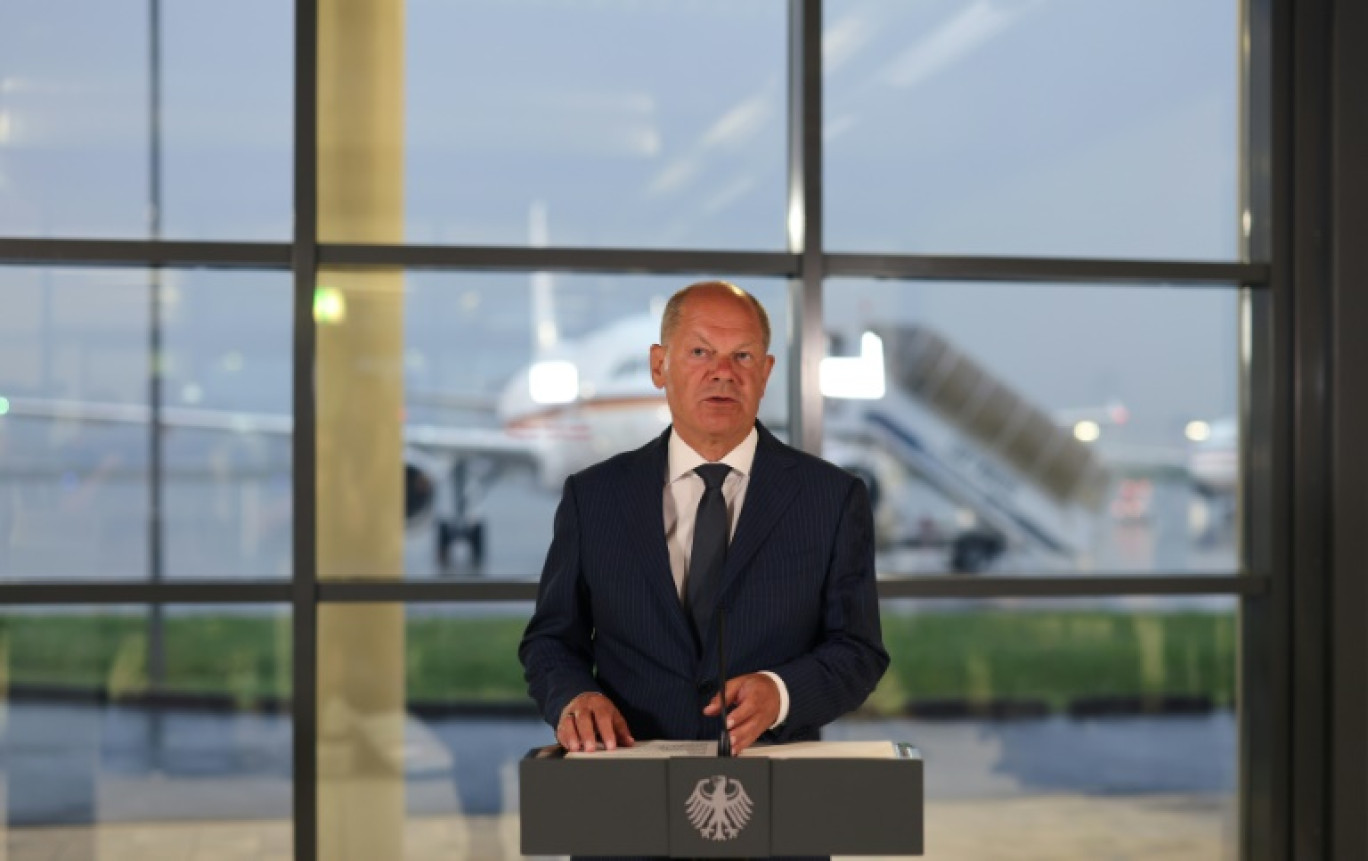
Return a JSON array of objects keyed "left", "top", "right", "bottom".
[
  {"left": 394, "top": 0, "right": 788, "bottom": 247},
  {"left": 314, "top": 598, "right": 1237, "bottom": 860},
  {"left": 0, "top": 605, "right": 292, "bottom": 853},
  {"left": 319, "top": 604, "right": 536, "bottom": 858},
  {"left": 0, "top": 268, "right": 292, "bottom": 582},
  {"left": 825, "top": 0, "right": 1240, "bottom": 259},
  {"left": 831, "top": 596, "right": 1238, "bottom": 858},
  {"left": 0, "top": 0, "right": 290, "bottom": 239},
  {"left": 823, "top": 279, "right": 1239, "bottom": 575}
]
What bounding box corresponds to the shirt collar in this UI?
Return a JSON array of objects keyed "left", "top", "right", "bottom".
[{"left": 667, "top": 426, "right": 758, "bottom": 484}]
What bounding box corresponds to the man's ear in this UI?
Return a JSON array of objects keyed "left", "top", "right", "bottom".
[
  {"left": 760, "top": 353, "right": 776, "bottom": 389},
  {"left": 649, "top": 344, "right": 667, "bottom": 389}
]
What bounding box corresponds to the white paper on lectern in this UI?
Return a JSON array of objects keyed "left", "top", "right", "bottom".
[
  {"left": 740, "top": 740, "right": 901, "bottom": 759},
  {"left": 564, "top": 739, "right": 717, "bottom": 759},
  {"left": 563, "top": 739, "right": 907, "bottom": 760}
]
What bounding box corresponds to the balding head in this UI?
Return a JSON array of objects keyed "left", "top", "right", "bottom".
[
  {"left": 659, "top": 281, "right": 772, "bottom": 352},
  {"left": 650, "top": 280, "right": 776, "bottom": 460}
]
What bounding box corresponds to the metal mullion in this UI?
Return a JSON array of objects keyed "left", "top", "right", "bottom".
[
  {"left": 318, "top": 243, "right": 798, "bottom": 276},
  {"left": 787, "top": 0, "right": 824, "bottom": 455},
  {"left": 292, "top": 0, "right": 319, "bottom": 857},
  {"left": 1243, "top": 288, "right": 1286, "bottom": 861},
  {"left": 1239, "top": 0, "right": 1287, "bottom": 858},
  {"left": 826, "top": 252, "right": 1268, "bottom": 287},
  {"left": 311, "top": 576, "right": 1265, "bottom": 605},
  {"left": 0, "top": 238, "right": 292, "bottom": 268},
  {"left": 317, "top": 581, "right": 538, "bottom": 603},
  {"left": 0, "top": 582, "right": 292, "bottom": 604},
  {"left": 1288, "top": 0, "right": 1335, "bottom": 854},
  {"left": 1277, "top": 0, "right": 1336, "bottom": 855},
  {"left": 1329, "top": 0, "right": 1368, "bottom": 855},
  {"left": 147, "top": 0, "right": 167, "bottom": 690}
]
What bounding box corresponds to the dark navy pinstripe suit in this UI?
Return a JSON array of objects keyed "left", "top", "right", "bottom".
[{"left": 520, "top": 421, "right": 889, "bottom": 745}]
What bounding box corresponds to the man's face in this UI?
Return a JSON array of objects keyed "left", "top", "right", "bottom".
[{"left": 650, "top": 291, "right": 775, "bottom": 456}]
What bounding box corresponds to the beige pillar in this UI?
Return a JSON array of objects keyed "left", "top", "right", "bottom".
[{"left": 316, "top": 0, "right": 406, "bottom": 858}]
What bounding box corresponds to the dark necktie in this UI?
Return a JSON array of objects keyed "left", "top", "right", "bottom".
[{"left": 686, "top": 463, "right": 732, "bottom": 645}]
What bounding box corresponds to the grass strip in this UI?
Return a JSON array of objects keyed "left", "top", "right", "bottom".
[{"left": 0, "top": 609, "right": 1236, "bottom": 715}]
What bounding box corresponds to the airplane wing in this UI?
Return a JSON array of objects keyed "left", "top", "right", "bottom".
[
  {"left": 4, "top": 396, "right": 293, "bottom": 436},
  {"left": 402, "top": 421, "right": 541, "bottom": 465},
  {"left": 1, "top": 396, "right": 541, "bottom": 468}
]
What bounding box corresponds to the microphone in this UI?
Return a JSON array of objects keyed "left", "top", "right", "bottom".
[{"left": 717, "top": 607, "right": 731, "bottom": 758}]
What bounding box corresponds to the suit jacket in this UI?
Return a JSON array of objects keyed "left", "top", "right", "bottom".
[{"left": 519, "top": 422, "right": 889, "bottom": 743}]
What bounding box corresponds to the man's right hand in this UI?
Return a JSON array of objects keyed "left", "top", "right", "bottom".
[{"left": 557, "top": 692, "right": 635, "bottom": 753}]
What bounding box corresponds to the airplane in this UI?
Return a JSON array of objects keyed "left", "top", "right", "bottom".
[
  {"left": 419, "top": 312, "right": 1119, "bottom": 573},
  {"left": 1, "top": 308, "right": 1123, "bottom": 576}
]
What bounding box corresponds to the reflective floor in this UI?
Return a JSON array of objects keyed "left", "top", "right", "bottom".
[
  {"left": 2, "top": 704, "right": 1236, "bottom": 859},
  {"left": 5, "top": 795, "right": 1232, "bottom": 861}
]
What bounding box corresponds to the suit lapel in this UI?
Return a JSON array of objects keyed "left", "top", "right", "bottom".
[
  {"left": 717, "top": 424, "right": 799, "bottom": 603},
  {"left": 620, "top": 428, "right": 694, "bottom": 635}
]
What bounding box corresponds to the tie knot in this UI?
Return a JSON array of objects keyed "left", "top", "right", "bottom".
[{"left": 695, "top": 463, "right": 731, "bottom": 491}]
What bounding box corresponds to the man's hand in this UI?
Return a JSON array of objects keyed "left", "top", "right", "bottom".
[
  {"left": 557, "top": 692, "right": 635, "bottom": 753},
  {"left": 702, "top": 673, "right": 780, "bottom": 755}
]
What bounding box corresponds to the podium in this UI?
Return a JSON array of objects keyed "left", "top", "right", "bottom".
[{"left": 520, "top": 740, "right": 923, "bottom": 857}]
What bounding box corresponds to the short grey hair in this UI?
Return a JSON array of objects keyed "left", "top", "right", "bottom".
[{"left": 659, "top": 281, "right": 772, "bottom": 351}]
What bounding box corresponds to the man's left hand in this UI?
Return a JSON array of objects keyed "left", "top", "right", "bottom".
[{"left": 702, "top": 673, "right": 780, "bottom": 755}]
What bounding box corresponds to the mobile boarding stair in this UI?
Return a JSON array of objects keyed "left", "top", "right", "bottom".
[{"left": 829, "top": 326, "right": 1111, "bottom": 572}]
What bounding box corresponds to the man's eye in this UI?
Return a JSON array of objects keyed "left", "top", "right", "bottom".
[
  {"left": 735, "top": 352, "right": 752, "bottom": 362},
  {"left": 691, "top": 347, "right": 708, "bottom": 358}
]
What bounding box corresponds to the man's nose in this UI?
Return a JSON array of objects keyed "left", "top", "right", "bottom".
[{"left": 708, "top": 355, "right": 736, "bottom": 378}]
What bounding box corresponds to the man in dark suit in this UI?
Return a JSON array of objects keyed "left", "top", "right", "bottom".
[{"left": 519, "top": 281, "right": 888, "bottom": 757}]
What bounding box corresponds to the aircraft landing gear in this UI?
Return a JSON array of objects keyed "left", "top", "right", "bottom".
[
  {"left": 436, "top": 457, "right": 488, "bottom": 573},
  {"left": 950, "top": 530, "right": 1004, "bottom": 574},
  {"left": 437, "top": 517, "right": 485, "bottom": 570}
]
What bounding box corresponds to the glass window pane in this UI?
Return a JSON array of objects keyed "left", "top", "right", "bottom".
[
  {"left": 0, "top": 1, "right": 291, "bottom": 239},
  {"left": 319, "top": 603, "right": 540, "bottom": 858},
  {"left": 832, "top": 597, "right": 1237, "bottom": 857},
  {"left": 162, "top": 271, "right": 294, "bottom": 579},
  {"left": 161, "top": 1, "right": 293, "bottom": 239},
  {"left": 322, "top": 600, "right": 1237, "bottom": 859},
  {"left": 0, "top": 605, "right": 292, "bottom": 855},
  {"left": 318, "top": 0, "right": 787, "bottom": 247},
  {"left": 315, "top": 270, "right": 790, "bottom": 580},
  {"left": 825, "top": 0, "right": 1240, "bottom": 259},
  {"left": 822, "top": 279, "right": 1239, "bottom": 575},
  {"left": 0, "top": 267, "right": 293, "bottom": 581}
]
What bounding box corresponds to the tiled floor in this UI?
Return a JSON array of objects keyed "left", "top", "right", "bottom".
[{"left": 4, "top": 794, "right": 1233, "bottom": 860}]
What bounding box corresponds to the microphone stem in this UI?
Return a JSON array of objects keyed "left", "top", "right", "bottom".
[{"left": 717, "top": 608, "right": 731, "bottom": 757}]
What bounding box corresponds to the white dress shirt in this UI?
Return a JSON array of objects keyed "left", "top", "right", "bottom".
[{"left": 663, "top": 427, "right": 790, "bottom": 728}]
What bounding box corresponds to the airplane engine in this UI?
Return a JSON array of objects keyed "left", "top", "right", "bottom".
[
  {"left": 403, "top": 448, "right": 442, "bottom": 528},
  {"left": 403, "top": 447, "right": 489, "bottom": 570}
]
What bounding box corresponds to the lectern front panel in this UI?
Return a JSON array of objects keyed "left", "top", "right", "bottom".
[{"left": 521, "top": 757, "right": 670, "bottom": 856}]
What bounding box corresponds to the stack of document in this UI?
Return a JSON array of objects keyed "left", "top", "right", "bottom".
[{"left": 562, "top": 739, "right": 914, "bottom": 759}]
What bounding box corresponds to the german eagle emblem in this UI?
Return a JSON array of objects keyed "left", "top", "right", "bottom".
[{"left": 685, "top": 775, "right": 754, "bottom": 841}]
